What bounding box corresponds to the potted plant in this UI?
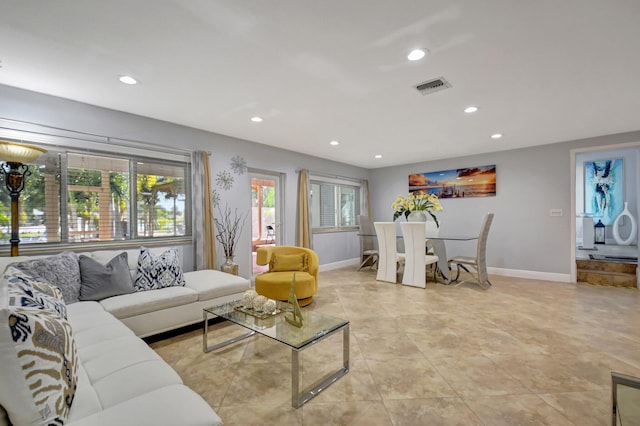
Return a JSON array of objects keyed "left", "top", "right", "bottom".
[{"left": 392, "top": 192, "right": 443, "bottom": 226}]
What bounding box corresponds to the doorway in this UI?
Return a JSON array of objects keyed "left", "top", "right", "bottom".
[
  {"left": 570, "top": 142, "right": 640, "bottom": 285},
  {"left": 250, "top": 170, "right": 284, "bottom": 276}
]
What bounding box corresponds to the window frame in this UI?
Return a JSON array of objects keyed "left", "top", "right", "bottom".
[
  {"left": 310, "top": 175, "right": 361, "bottom": 233},
  {"left": 0, "top": 135, "right": 193, "bottom": 255}
]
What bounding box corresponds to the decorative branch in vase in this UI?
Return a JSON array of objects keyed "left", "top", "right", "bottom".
[{"left": 214, "top": 205, "right": 248, "bottom": 275}]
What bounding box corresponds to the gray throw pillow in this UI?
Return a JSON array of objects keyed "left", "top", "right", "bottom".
[
  {"left": 10, "top": 251, "right": 81, "bottom": 304},
  {"left": 79, "top": 252, "right": 135, "bottom": 301}
]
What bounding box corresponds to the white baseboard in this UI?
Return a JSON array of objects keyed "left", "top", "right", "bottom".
[
  {"left": 487, "top": 267, "right": 571, "bottom": 283},
  {"left": 319, "top": 258, "right": 360, "bottom": 272},
  {"left": 318, "top": 259, "right": 572, "bottom": 283}
]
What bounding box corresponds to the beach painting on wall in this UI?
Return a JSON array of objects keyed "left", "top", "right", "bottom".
[
  {"left": 584, "top": 158, "right": 623, "bottom": 225},
  {"left": 409, "top": 165, "right": 497, "bottom": 198}
]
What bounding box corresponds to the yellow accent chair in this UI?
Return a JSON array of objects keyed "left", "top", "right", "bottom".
[{"left": 255, "top": 246, "right": 319, "bottom": 307}]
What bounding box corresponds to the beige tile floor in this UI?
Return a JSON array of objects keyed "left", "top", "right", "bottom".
[{"left": 150, "top": 267, "right": 640, "bottom": 425}]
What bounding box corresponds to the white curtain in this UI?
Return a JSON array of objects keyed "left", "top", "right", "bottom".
[{"left": 192, "top": 151, "right": 216, "bottom": 270}]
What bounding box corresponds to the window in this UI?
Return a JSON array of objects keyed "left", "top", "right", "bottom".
[
  {"left": 310, "top": 177, "right": 360, "bottom": 231},
  {"left": 0, "top": 144, "right": 191, "bottom": 249}
]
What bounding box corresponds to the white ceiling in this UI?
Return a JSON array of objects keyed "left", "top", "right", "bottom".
[{"left": 1, "top": 1, "right": 639, "bottom": 168}]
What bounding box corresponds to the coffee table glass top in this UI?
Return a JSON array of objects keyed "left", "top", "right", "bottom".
[{"left": 204, "top": 302, "right": 349, "bottom": 350}]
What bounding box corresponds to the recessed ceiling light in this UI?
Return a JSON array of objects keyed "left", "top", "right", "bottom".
[
  {"left": 330, "top": 140, "right": 339, "bottom": 146},
  {"left": 250, "top": 116, "right": 263, "bottom": 122},
  {"left": 119, "top": 75, "right": 137, "bottom": 85},
  {"left": 374, "top": 154, "right": 382, "bottom": 159},
  {"left": 407, "top": 49, "right": 427, "bottom": 61},
  {"left": 464, "top": 106, "right": 478, "bottom": 113},
  {"left": 491, "top": 133, "right": 503, "bottom": 139}
]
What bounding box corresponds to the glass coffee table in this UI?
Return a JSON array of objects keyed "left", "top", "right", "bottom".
[
  {"left": 203, "top": 301, "right": 350, "bottom": 408},
  {"left": 612, "top": 372, "right": 640, "bottom": 425}
]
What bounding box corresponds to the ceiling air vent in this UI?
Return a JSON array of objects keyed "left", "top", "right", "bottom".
[{"left": 415, "top": 77, "right": 451, "bottom": 95}]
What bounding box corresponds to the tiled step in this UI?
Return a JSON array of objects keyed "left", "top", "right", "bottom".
[{"left": 577, "top": 260, "right": 637, "bottom": 288}]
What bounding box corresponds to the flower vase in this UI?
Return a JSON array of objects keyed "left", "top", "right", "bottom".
[
  {"left": 221, "top": 256, "right": 239, "bottom": 275},
  {"left": 407, "top": 211, "right": 427, "bottom": 222},
  {"left": 612, "top": 202, "right": 637, "bottom": 246}
]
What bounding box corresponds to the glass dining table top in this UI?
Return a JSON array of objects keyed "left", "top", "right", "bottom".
[{"left": 358, "top": 232, "right": 477, "bottom": 241}]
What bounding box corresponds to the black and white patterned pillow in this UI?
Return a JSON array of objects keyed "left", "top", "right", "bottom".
[
  {"left": 4, "top": 267, "right": 67, "bottom": 319},
  {"left": 134, "top": 247, "right": 185, "bottom": 291}
]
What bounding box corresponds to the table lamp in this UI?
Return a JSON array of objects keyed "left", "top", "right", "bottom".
[{"left": 0, "top": 141, "right": 47, "bottom": 256}]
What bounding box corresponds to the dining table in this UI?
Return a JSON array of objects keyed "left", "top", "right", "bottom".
[{"left": 358, "top": 231, "right": 478, "bottom": 284}]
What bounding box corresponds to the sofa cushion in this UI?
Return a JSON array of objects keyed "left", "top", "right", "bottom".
[
  {"left": 269, "top": 252, "right": 308, "bottom": 272},
  {"left": 184, "top": 269, "right": 251, "bottom": 301},
  {"left": 10, "top": 251, "right": 82, "bottom": 304},
  {"left": 99, "top": 286, "right": 198, "bottom": 319},
  {"left": 80, "top": 337, "right": 165, "bottom": 383},
  {"left": 63, "top": 301, "right": 201, "bottom": 425},
  {"left": 92, "top": 359, "right": 183, "bottom": 408},
  {"left": 67, "top": 363, "right": 102, "bottom": 424},
  {"left": 135, "top": 247, "right": 185, "bottom": 291},
  {"left": 79, "top": 252, "right": 135, "bottom": 301},
  {"left": 255, "top": 271, "right": 316, "bottom": 299},
  {"left": 65, "top": 384, "right": 223, "bottom": 426},
  {"left": 0, "top": 277, "right": 79, "bottom": 426}
]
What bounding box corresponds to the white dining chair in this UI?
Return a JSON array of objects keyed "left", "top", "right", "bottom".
[
  {"left": 425, "top": 220, "right": 439, "bottom": 255},
  {"left": 373, "top": 222, "right": 404, "bottom": 283},
  {"left": 425, "top": 220, "right": 439, "bottom": 237},
  {"left": 400, "top": 222, "right": 439, "bottom": 288},
  {"left": 357, "top": 215, "right": 378, "bottom": 271},
  {"left": 448, "top": 213, "right": 494, "bottom": 289}
]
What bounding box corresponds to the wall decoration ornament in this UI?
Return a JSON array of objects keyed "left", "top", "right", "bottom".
[
  {"left": 612, "top": 201, "right": 637, "bottom": 245},
  {"left": 584, "top": 158, "right": 623, "bottom": 225},
  {"left": 409, "top": 165, "right": 496, "bottom": 199},
  {"left": 216, "top": 170, "right": 234, "bottom": 190},
  {"left": 285, "top": 273, "right": 303, "bottom": 328},
  {"left": 211, "top": 189, "right": 221, "bottom": 208},
  {"left": 230, "top": 155, "right": 247, "bottom": 175}
]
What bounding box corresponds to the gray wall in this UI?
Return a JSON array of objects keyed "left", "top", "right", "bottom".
[
  {"left": 370, "top": 132, "right": 640, "bottom": 275},
  {"left": 0, "top": 84, "right": 369, "bottom": 276},
  {"left": 3, "top": 83, "right": 639, "bottom": 278}
]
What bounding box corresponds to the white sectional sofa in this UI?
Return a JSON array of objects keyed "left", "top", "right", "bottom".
[
  {"left": 0, "top": 247, "right": 251, "bottom": 338},
  {"left": 59, "top": 301, "right": 222, "bottom": 426},
  {"left": 0, "top": 246, "right": 251, "bottom": 425}
]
